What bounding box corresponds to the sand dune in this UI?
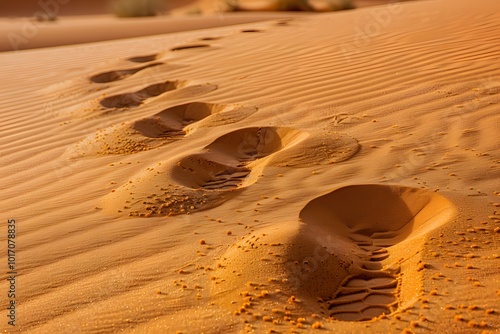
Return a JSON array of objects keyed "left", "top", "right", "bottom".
[
  {"left": 0, "top": 0, "right": 499, "bottom": 333},
  {"left": 0, "top": 13, "right": 306, "bottom": 51}
]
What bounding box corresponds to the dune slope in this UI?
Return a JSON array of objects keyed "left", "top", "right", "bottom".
[{"left": 0, "top": 0, "right": 499, "bottom": 333}]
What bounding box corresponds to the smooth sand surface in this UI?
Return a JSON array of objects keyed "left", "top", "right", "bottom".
[{"left": 0, "top": 0, "right": 499, "bottom": 333}]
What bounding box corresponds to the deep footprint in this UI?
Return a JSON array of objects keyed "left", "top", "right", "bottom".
[
  {"left": 100, "top": 81, "right": 179, "bottom": 109},
  {"left": 298, "top": 184, "right": 456, "bottom": 321},
  {"left": 90, "top": 63, "right": 163, "bottom": 83}
]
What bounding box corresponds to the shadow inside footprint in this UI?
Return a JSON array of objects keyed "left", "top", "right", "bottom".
[
  {"left": 172, "top": 154, "right": 250, "bottom": 190},
  {"left": 170, "top": 44, "right": 210, "bottom": 51},
  {"left": 100, "top": 81, "right": 179, "bottom": 109},
  {"left": 90, "top": 63, "right": 163, "bottom": 83}
]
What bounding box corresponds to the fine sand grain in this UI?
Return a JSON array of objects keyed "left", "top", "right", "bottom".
[{"left": 0, "top": 0, "right": 499, "bottom": 333}]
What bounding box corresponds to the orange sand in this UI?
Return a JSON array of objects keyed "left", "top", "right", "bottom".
[{"left": 0, "top": 0, "right": 499, "bottom": 333}]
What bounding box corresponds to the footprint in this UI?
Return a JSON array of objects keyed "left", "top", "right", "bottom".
[
  {"left": 241, "top": 29, "right": 262, "bottom": 33},
  {"left": 210, "top": 185, "right": 456, "bottom": 323},
  {"left": 90, "top": 62, "right": 164, "bottom": 83},
  {"left": 199, "top": 36, "right": 223, "bottom": 41},
  {"left": 275, "top": 20, "right": 291, "bottom": 26},
  {"left": 100, "top": 81, "right": 180, "bottom": 109},
  {"left": 172, "top": 127, "right": 300, "bottom": 190},
  {"left": 299, "top": 184, "right": 456, "bottom": 321},
  {"left": 126, "top": 44, "right": 210, "bottom": 62},
  {"left": 170, "top": 44, "right": 210, "bottom": 51},
  {"left": 127, "top": 54, "right": 158, "bottom": 63},
  {"left": 103, "top": 127, "right": 360, "bottom": 217},
  {"left": 132, "top": 102, "right": 228, "bottom": 139},
  {"left": 101, "top": 151, "right": 247, "bottom": 217},
  {"left": 70, "top": 103, "right": 256, "bottom": 156},
  {"left": 106, "top": 127, "right": 306, "bottom": 217},
  {"left": 204, "top": 127, "right": 302, "bottom": 164},
  {"left": 326, "top": 239, "right": 399, "bottom": 321}
]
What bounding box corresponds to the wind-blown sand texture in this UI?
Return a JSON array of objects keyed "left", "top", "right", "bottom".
[{"left": 0, "top": 0, "right": 499, "bottom": 333}]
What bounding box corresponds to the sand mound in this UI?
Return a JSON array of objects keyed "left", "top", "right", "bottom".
[
  {"left": 69, "top": 122, "right": 163, "bottom": 156},
  {"left": 103, "top": 126, "right": 304, "bottom": 216}
]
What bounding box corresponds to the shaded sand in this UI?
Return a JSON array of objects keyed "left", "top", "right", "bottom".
[{"left": 0, "top": 0, "right": 499, "bottom": 333}]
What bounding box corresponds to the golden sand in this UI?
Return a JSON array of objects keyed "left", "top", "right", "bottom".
[{"left": 0, "top": 0, "right": 499, "bottom": 332}]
